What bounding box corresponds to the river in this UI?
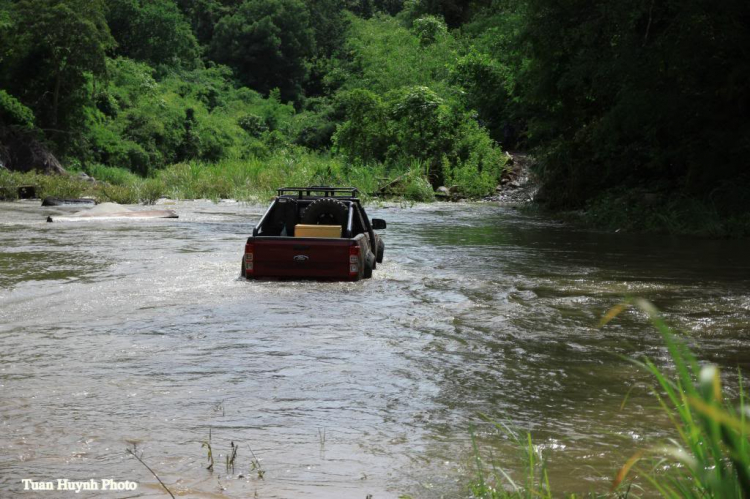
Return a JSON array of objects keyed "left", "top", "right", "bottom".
[{"left": 1, "top": 199, "right": 749, "bottom": 498}]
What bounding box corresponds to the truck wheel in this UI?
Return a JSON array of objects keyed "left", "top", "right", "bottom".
[
  {"left": 376, "top": 239, "right": 385, "bottom": 263},
  {"left": 240, "top": 257, "right": 246, "bottom": 278},
  {"left": 300, "top": 198, "right": 348, "bottom": 227},
  {"left": 364, "top": 253, "right": 374, "bottom": 278}
]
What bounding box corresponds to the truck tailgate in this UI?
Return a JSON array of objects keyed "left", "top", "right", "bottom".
[{"left": 251, "top": 237, "right": 351, "bottom": 279}]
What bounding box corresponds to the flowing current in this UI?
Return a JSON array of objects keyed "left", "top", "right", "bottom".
[{"left": 1, "top": 200, "right": 749, "bottom": 498}]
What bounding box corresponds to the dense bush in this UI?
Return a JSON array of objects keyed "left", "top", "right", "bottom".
[
  {"left": 0, "top": 90, "right": 35, "bottom": 129},
  {"left": 83, "top": 59, "right": 296, "bottom": 173},
  {"left": 411, "top": 15, "right": 446, "bottom": 46},
  {"left": 334, "top": 85, "right": 505, "bottom": 195},
  {"left": 326, "top": 15, "right": 507, "bottom": 195}
]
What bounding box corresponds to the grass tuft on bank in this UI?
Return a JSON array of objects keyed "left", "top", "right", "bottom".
[{"left": 470, "top": 299, "right": 750, "bottom": 497}]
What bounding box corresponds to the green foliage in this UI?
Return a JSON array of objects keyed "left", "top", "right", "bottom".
[
  {"left": 98, "top": 184, "right": 141, "bottom": 204},
  {"left": 412, "top": 15, "right": 446, "bottom": 46},
  {"left": 1, "top": 0, "right": 510, "bottom": 203},
  {"left": 400, "top": 169, "right": 435, "bottom": 201},
  {"left": 138, "top": 177, "right": 167, "bottom": 204},
  {"left": 325, "top": 15, "right": 506, "bottom": 196},
  {"left": 372, "top": 0, "right": 404, "bottom": 16},
  {"left": 400, "top": 0, "right": 490, "bottom": 28},
  {"left": 6, "top": 0, "right": 742, "bottom": 220},
  {"left": 107, "top": 0, "right": 200, "bottom": 70},
  {"left": 85, "top": 59, "right": 296, "bottom": 173},
  {"left": 85, "top": 164, "right": 139, "bottom": 186},
  {"left": 334, "top": 85, "right": 505, "bottom": 195},
  {"left": 174, "top": 0, "right": 232, "bottom": 46},
  {"left": 337, "top": 14, "right": 455, "bottom": 97},
  {"left": 306, "top": 0, "right": 349, "bottom": 58},
  {"left": 518, "top": 0, "right": 750, "bottom": 209},
  {"left": 289, "top": 97, "right": 341, "bottom": 150},
  {"left": 449, "top": 49, "right": 512, "bottom": 143},
  {"left": 470, "top": 427, "right": 555, "bottom": 499},
  {"left": 1, "top": 149, "right": 382, "bottom": 203},
  {"left": 237, "top": 114, "right": 268, "bottom": 138},
  {"left": 0, "top": 0, "right": 11, "bottom": 65},
  {"left": 154, "top": 149, "right": 380, "bottom": 200},
  {"left": 0, "top": 90, "right": 35, "bottom": 129},
  {"left": 608, "top": 299, "right": 750, "bottom": 497},
  {"left": 0, "top": 168, "right": 22, "bottom": 200},
  {"left": 210, "top": 0, "right": 315, "bottom": 101},
  {"left": 581, "top": 187, "right": 750, "bottom": 238},
  {"left": 1, "top": 0, "right": 114, "bottom": 137},
  {"left": 333, "top": 89, "right": 389, "bottom": 164}
]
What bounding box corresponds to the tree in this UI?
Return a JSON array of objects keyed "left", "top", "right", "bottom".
[
  {"left": 306, "top": 0, "right": 348, "bottom": 58},
  {"left": 412, "top": 15, "right": 447, "bottom": 46},
  {"left": 346, "top": 0, "right": 373, "bottom": 18},
  {"left": 520, "top": 0, "right": 750, "bottom": 207},
  {"left": 3, "top": 0, "right": 114, "bottom": 131},
  {"left": 333, "top": 89, "right": 389, "bottom": 163},
  {"left": 210, "top": 0, "right": 315, "bottom": 101},
  {"left": 107, "top": 0, "right": 200, "bottom": 70},
  {"left": 0, "top": 0, "right": 11, "bottom": 66},
  {"left": 175, "top": 0, "right": 240, "bottom": 46},
  {"left": 401, "top": 0, "right": 491, "bottom": 28},
  {"left": 372, "top": 0, "right": 404, "bottom": 15}
]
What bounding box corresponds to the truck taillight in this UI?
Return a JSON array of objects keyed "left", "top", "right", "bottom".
[
  {"left": 244, "top": 243, "right": 254, "bottom": 274},
  {"left": 349, "top": 244, "right": 359, "bottom": 277}
]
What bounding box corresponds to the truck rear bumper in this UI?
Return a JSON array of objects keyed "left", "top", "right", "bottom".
[{"left": 246, "top": 274, "right": 359, "bottom": 282}]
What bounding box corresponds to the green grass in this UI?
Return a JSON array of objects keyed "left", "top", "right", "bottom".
[
  {"left": 469, "top": 299, "right": 750, "bottom": 498},
  {"left": 0, "top": 150, "right": 444, "bottom": 204},
  {"left": 0, "top": 150, "right": 408, "bottom": 204}
]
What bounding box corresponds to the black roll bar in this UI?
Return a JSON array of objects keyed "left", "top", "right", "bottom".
[
  {"left": 253, "top": 198, "right": 277, "bottom": 237},
  {"left": 277, "top": 186, "right": 359, "bottom": 198},
  {"left": 345, "top": 201, "right": 354, "bottom": 238}
]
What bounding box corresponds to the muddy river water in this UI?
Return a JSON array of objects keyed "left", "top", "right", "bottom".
[{"left": 1, "top": 200, "right": 749, "bottom": 498}]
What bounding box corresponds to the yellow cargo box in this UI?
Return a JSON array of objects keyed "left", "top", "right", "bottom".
[{"left": 294, "top": 224, "right": 342, "bottom": 238}]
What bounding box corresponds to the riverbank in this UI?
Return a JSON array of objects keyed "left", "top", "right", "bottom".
[
  {"left": 0, "top": 154, "right": 384, "bottom": 204},
  {"left": 4, "top": 156, "right": 749, "bottom": 238},
  {"left": 1, "top": 152, "right": 483, "bottom": 205},
  {"left": 537, "top": 188, "right": 750, "bottom": 239},
  {"left": 492, "top": 154, "right": 750, "bottom": 238}
]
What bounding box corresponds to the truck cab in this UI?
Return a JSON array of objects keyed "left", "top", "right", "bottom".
[{"left": 242, "top": 187, "right": 386, "bottom": 281}]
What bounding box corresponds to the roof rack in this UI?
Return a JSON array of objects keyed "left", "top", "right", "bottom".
[{"left": 276, "top": 186, "right": 359, "bottom": 198}]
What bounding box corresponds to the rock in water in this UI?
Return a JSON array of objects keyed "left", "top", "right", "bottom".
[
  {"left": 47, "top": 202, "right": 178, "bottom": 222},
  {"left": 42, "top": 197, "right": 96, "bottom": 206}
]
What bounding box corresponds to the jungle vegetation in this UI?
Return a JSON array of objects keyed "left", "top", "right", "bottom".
[{"left": 1, "top": 0, "right": 748, "bottom": 233}]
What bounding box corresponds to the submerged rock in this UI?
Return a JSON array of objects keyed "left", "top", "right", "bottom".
[
  {"left": 42, "top": 197, "right": 96, "bottom": 206},
  {"left": 47, "top": 202, "right": 178, "bottom": 222}
]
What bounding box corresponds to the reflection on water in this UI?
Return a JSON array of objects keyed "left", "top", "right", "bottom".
[{"left": 1, "top": 199, "right": 749, "bottom": 497}]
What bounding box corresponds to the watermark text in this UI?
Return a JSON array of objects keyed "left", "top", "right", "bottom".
[{"left": 21, "top": 478, "right": 138, "bottom": 493}]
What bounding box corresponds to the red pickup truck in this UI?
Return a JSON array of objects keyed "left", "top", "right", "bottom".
[{"left": 241, "top": 187, "right": 386, "bottom": 281}]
